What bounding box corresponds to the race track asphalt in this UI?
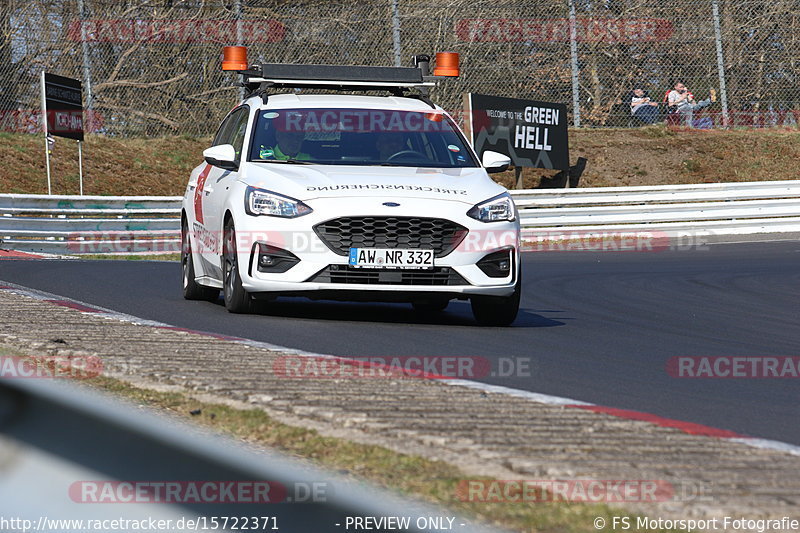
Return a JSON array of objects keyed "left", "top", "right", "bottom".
[{"left": 1, "top": 240, "right": 798, "bottom": 444}]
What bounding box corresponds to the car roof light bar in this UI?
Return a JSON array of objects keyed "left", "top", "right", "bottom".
[
  {"left": 223, "top": 48, "right": 456, "bottom": 88},
  {"left": 239, "top": 65, "right": 440, "bottom": 91},
  {"left": 259, "top": 63, "right": 425, "bottom": 83},
  {"left": 221, "top": 49, "right": 457, "bottom": 107}
]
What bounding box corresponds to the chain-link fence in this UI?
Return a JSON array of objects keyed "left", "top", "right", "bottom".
[{"left": 1, "top": 0, "right": 798, "bottom": 136}]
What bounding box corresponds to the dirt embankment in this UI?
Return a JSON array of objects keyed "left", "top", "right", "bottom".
[
  {"left": 494, "top": 125, "right": 800, "bottom": 190},
  {"left": 1, "top": 126, "right": 798, "bottom": 196}
]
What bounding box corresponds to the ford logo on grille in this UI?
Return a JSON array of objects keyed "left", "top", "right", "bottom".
[{"left": 382, "top": 202, "right": 401, "bottom": 207}]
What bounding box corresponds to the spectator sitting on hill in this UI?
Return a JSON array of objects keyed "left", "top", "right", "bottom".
[
  {"left": 630, "top": 87, "right": 660, "bottom": 124},
  {"left": 667, "top": 82, "right": 717, "bottom": 127}
]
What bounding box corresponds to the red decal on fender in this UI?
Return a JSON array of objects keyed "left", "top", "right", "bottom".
[{"left": 193, "top": 164, "right": 212, "bottom": 225}]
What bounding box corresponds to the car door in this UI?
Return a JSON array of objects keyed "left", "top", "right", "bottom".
[{"left": 196, "top": 106, "right": 250, "bottom": 280}]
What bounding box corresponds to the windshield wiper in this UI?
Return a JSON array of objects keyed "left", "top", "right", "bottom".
[{"left": 257, "top": 159, "right": 313, "bottom": 165}]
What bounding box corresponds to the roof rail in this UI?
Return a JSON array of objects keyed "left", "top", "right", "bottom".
[
  {"left": 243, "top": 63, "right": 433, "bottom": 89},
  {"left": 221, "top": 49, "right": 458, "bottom": 105}
]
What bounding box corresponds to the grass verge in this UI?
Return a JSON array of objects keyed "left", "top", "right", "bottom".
[{"left": 2, "top": 128, "right": 799, "bottom": 196}]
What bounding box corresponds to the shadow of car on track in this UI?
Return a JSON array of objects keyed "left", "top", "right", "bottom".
[{"left": 204, "top": 297, "right": 566, "bottom": 328}]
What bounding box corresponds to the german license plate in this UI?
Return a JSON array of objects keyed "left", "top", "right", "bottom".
[{"left": 348, "top": 248, "right": 434, "bottom": 269}]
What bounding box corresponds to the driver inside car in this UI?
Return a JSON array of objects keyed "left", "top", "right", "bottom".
[
  {"left": 375, "top": 131, "right": 408, "bottom": 161},
  {"left": 271, "top": 128, "right": 311, "bottom": 161}
]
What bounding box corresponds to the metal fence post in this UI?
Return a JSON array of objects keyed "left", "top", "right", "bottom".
[
  {"left": 711, "top": 0, "right": 730, "bottom": 127},
  {"left": 568, "top": 0, "right": 581, "bottom": 127},
  {"left": 391, "top": 0, "right": 402, "bottom": 67},
  {"left": 235, "top": 0, "right": 245, "bottom": 101},
  {"left": 40, "top": 71, "right": 51, "bottom": 195},
  {"left": 76, "top": 0, "right": 93, "bottom": 114}
]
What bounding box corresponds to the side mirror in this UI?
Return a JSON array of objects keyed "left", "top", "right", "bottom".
[
  {"left": 482, "top": 151, "right": 511, "bottom": 174},
  {"left": 203, "top": 144, "right": 238, "bottom": 170}
]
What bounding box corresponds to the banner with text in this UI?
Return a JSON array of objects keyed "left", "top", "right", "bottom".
[
  {"left": 468, "top": 93, "right": 568, "bottom": 170},
  {"left": 43, "top": 73, "right": 84, "bottom": 141}
]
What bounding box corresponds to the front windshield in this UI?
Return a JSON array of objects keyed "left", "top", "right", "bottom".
[{"left": 248, "top": 108, "right": 479, "bottom": 168}]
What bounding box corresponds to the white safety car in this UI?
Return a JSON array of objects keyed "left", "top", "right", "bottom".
[{"left": 181, "top": 50, "right": 521, "bottom": 325}]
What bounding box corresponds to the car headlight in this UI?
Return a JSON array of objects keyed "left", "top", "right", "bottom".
[
  {"left": 244, "top": 186, "right": 312, "bottom": 218},
  {"left": 467, "top": 192, "right": 516, "bottom": 223}
]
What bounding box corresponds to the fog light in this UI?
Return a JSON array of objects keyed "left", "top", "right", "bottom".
[
  {"left": 477, "top": 248, "right": 513, "bottom": 278},
  {"left": 251, "top": 243, "right": 299, "bottom": 274}
]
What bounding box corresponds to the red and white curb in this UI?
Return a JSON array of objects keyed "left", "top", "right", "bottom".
[
  {"left": 0, "top": 250, "right": 47, "bottom": 260},
  {"left": 1, "top": 280, "right": 799, "bottom": 458},
  {"left": 0, "top": 249, "right": 78, "bottom": 260}
]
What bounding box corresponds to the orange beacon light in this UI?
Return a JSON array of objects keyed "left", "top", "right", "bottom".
[
  {"left": 433, "top": 52, "right": 460, "bottom": 77},
  {"left": 222, "top": 46, "right": 248, "bottom": 71}
]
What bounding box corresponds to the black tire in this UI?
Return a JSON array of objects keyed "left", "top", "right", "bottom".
[
  {"left": 412, "top": 300, "right": 450, "bottom": 313},
  {"left": 471, "top": 274, "right": 521, "bottom": 327},
  {"left": 222, "top": 219, "right": 252, "bottom": 313},
  {"left": 182, "top": 219, "right": 219, "bottom": 302}
]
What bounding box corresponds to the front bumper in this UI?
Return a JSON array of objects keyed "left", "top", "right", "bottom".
[{"left": 231, "top": 196, "right": 520, "bottom": 298}]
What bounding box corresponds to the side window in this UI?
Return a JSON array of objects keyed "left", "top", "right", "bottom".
[
  {"left": 211, "top": 106, "right": 249, "bottom": 149},
  {"left": 212, "top": 113, "right": 237, "bottom": 147},
  {"left": 228, "top": 109, "right": 250, "bottom": 163}
]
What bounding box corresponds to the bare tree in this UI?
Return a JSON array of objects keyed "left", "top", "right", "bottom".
[{"left": 1, "top": 0, "right": 798, "bottom": 133}]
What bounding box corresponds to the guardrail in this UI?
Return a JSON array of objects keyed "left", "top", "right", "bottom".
[
  {"left": 1, "top": 180, "right": 799, "bottom": 255},
  {"left": 0, "top": 376, "right": 501, "bottom": 532},
  {"left": 0, "top": 193, "right": 183, "bottom": 255},
  {"left": 512, "top": 180, "right": 800, "bottom": 242}
]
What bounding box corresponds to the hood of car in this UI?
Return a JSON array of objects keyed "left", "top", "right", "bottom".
[{"left": 239, "top": 163, "right": 506, "bottom": 205}]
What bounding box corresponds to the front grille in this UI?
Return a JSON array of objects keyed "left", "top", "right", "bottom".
[
  {"left": 308, "top": 265, "right": 469, "bottom": 286},
  {"left": 313, "top": 217, "right": 468, "bottom": 258}
]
